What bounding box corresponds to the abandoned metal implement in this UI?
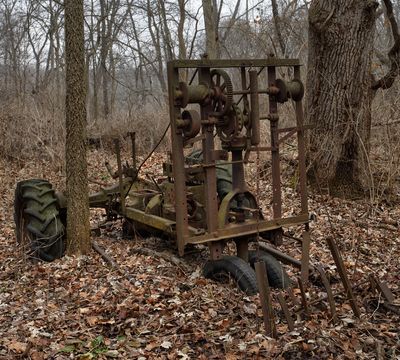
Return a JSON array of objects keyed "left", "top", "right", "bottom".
[{"left": 14, "top": 58, "right": 312, "bottom": 295}]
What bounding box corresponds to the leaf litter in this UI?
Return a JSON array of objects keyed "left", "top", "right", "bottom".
[{"left": 0, "top": 149, "right": 399, "bottom": 359}]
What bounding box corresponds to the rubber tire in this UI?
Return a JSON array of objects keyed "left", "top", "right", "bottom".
[
  {"left": 248, "top": 250, "right": 291, "bottom": 289},
  {"left": 14, "top": 179, "right": 65, "bottom": 261},
  {"left": 203, "top": 255, "right": 258, "bottom": 295}
]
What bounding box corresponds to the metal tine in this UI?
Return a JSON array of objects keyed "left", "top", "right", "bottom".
[
  {"left": 326, "top": 237, "right": 361, "bottom": 318},
  {"left": 297, "top": 277, "right": 309, "bottom": 316},
  {"left": 255, "top": 260, "right": 277, "bottom": 338},
  {"left": 369, "top": 274, "right": 395, "bottom": 304},
  {"left": 316, "top": 264, "right": 338, "bottom": 323},
  {"left": 277, "top": 292, "right": 295, "bottom": 331}
]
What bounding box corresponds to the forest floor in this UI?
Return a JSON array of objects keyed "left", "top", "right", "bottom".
[{"left": 0, "top": 149, "right": 399, "bottom": 359}]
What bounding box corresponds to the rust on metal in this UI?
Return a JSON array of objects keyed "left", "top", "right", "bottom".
[
  {"left": 369, "top": 274, "right": 395, "bottom": 304},
  {"left": 316, "top": 264, "right": 338, "bottom": 323},
  {"left": 326, "top": 237, "right": 361, "bottom": 318},
  {"left": 301, "top": 226, "right": 311, "bottom": 284},
  {"left": 277, "top": 293, "right": 295, "bottom": 331},
  {"left": 297, "top": 277, "right": 309, "bottom": 315},
  {"left": 255, "top": 260, "right": 277, "bottom": 338}
]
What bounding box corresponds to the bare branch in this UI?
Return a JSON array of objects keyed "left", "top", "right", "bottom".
[{"left": 372, "top": 0, "right": 400, "bottom": 90}]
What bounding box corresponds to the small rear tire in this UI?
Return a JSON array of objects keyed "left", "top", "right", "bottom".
[
  {"left": 203, "top": 255, "right": 258, "bottom": 295},
  {"left": 14, "top": 179, "right": 65, "bottom": 261},
  {"left": 248, "top": 250, "right": 291, "bottom": 289}
]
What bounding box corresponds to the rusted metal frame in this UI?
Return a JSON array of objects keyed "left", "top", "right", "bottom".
[
  {"left": 170, "top": 58, "right": 300, "bottom": 68},
  {"left": 128, "top": 131, "right": 137, "bottom": 172},
  {"left": 297, "top": 277, "right": 309, "bottom": 315},
  {"left": 268, "top": 66, "right": 282, "bottom": 219},
  {"left": 125, "top": 207, "right": 203, "bottom": 236},
  {"left": 326, "top": 236, "right": 361, "bottom": 318},
  {"left": 236, "top": 66, "right": 265, "bottom": 106},
  {"left": 125, "top": 207, "right": 176, "bottom": 233},
  {"left": 301, "top": 226, "right": 311, "bottom": 284},
  {"left": 114, "top": 138, "right": 126, "bottom": 214},
  {"left": 316, "top": 264, "right": 338, "bottom": 323},
  {"left": 255, "top": 261, "right": 277, "bottom": 338},
  {"left": 293, "top": 66, "right": 308, "bottom": 214},
  {"left": 258, "top": 242, "right": 316, "bottom": 272},
  {"left": 290, "top": 65, "right": 311, "bottom": 286},
  {"left": 249, "top": 70, "right": 260, "bottom": 146},
  {"left": 187, "top": 213, "right": 309, "bottom": 244},
  {"left": 167, "top": 63, "right": 189, "bottom": 256},
  {"left": 277, "top": 127, "right": 298, "bottom": 145},
  {"left": 277, "top": 293, "right": 295, "bottom": 331},
  {"left": 268, "top": 66, "right": 283, "bottom": 245},
  {"left": 198, "top": 67, "right": 223, "bottom": 260}
]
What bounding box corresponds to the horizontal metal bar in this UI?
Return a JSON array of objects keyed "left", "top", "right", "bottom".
[
  {"left": 186, "top": 213, "right": 309, "bottom": 245},
  {"left": 168, "top": 59, "right": 301, "bottom": 69},
  {"left": 125, "top": 207, "right": 175, "bottom": 233}
]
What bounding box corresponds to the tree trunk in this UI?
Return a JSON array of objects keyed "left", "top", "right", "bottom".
[
  {"left": 202, "top": 0, "right": 219, "bottom": 58},
  {"left": 65, "top": 0, "right": 90, "bottom": 255},
  {"left": 306, "top": 0, "right": 379, "bottom": 195}
]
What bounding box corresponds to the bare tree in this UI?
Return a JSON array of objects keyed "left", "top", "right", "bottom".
[
  {"left": 65, "top": 0, "right": 90, "bottom": 254},
  {"left": 306, "top": 0, "right": 400, "bottom": 195}
]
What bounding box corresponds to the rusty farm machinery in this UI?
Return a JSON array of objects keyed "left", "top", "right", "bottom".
[
  {"left": 16, "top": 58, "right": 395, "bottom": 329},
  {"left": 13, "top": 57, "right": 328, "bottom": 291}
]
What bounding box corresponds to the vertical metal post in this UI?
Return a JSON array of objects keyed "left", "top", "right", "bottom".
[
  {"left": 129, "top": 131, "right": 136, "bottom": 172},
  {"left": 114, "top": 138, "right": 125, "bottom": 214},
  {"left": 293, "top": 66, "right": 308, "bottom": 214},
  {"left": 249, "top": 70, "right": 260, "bottom": 146},
  {"left": 198, "top": 67, "right": 222, "bottom": 260},
  {"left": 326, "top": 237, "right": 361, "bottom": 318},
  {"left": 167, "top": 62, "right": 189, "bottom": 256},
  {"left": 268, "top": 66, "right": 282, "bottom": 245},
  {"left": 268, "top": 66, "right": 282, "bottom": 219},
  {"left": 255, "top": 261, "right": 277, "bottom": 338}
]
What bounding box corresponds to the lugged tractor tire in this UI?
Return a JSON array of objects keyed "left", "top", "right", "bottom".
[
  {"left": 203, "top": 255, "right": 258, "bottom": 295},
  {"left": 14, "top": 179, "right": 65, "bottom": 261},
  {"left": 248, "top": 250, "right": 291, "bottom": 289}
]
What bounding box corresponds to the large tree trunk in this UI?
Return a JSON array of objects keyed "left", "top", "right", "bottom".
[
  {"left": 202, "top": 0, "right": 219, "bottom": 59},
  {"left": 307, "top": 0, "right": 379, "bottom": 194},
  {"left": 65, "top": 0, "right": 90, "bottom": 254}
]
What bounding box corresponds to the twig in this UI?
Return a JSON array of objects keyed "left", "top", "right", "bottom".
[
  {"left": 130, "top": 247, "right": 188, "bottom": 274},
  {"left": 92, "top": 241, "right": 135, "bottom": 283}
]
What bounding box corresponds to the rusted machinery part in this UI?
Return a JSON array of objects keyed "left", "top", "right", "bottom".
[
  {"left": 209, "top": 69, "right": 233, "bottom": 117},
  {"left": 14, "top": 179, "right": 65, "bottom": 261},
  {"left": 203, "top": 255, "right": 258, "bottom": 295},
  {"left": 248, "top": 250, "right": 291, "bottom": 289},
  {"left": 274, "top": 78, "right": 305, "bottom": 103},
  {"left": 181, "top": 109, "right": 201, "bottom": 139},
  {"left": 216, "top": 103, "right": 244, "bottom": 143}
]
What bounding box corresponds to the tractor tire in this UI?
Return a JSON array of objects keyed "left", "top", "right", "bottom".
[
  {"left": 14, "top": 179, "right": 65, "bottom": 261},
  {"left": 248, "top": 250, "right": 291, "bottom": 289},
  {"left": 203, "top": 255, "right": 258, "bottom": 295}
]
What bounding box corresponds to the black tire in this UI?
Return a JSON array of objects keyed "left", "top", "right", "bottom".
[
  {"left": 14, "top": 179, "right": 65, "bottom": 261},
  {"left": 203, "top": 255, "right": 258, "bottom": 295},
  {"left": 248, "top": 250, "right": 291, "bottom": 289}
]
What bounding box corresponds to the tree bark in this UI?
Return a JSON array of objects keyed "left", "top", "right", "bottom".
[
  {"left": 202, "top": 0, "right": 219, "bottom": 59},
  {"left": 65, "top": 0, "right": 91, "bottom": 254},
  {"left": 307, "top": 0, "right": 379, "bottom": 194}
]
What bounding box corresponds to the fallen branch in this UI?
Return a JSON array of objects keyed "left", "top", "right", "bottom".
[
  {"left": 92, "top": 241, "right": 135, "bottom": 283},
  {"left": 130, "top": 247, "right": 188, "bottom": 274}
]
